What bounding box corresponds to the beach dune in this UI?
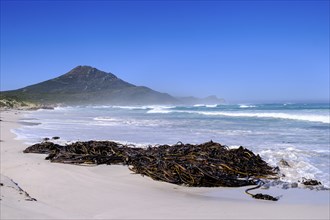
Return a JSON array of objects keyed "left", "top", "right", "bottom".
[{"left": 0, "top": 110, "right": 329, "bottom": 219}]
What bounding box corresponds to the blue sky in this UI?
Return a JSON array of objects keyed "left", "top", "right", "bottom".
[{"left": 1, "top": 0, "right": 329, "bottom": 103}]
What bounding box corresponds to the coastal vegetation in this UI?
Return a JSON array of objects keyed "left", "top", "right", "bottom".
[{"left": 0, "top": 97, "right": 39, "bottom": 110}]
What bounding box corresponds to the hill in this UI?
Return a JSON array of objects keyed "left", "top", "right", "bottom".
[
  {"left": 1, "top": 66, "right": 224, "bottom": 106},
  {"left": 1, "top": 66, "right": 179, "bottom": 105}
]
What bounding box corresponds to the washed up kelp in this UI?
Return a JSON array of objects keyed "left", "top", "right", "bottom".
[{"left": 23, "top": 140, "right": 279, "bottom": 201}]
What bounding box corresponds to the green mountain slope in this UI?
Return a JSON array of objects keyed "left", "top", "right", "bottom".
[{"left": 1, "top": 66, "right": 179, "bottom": 105}]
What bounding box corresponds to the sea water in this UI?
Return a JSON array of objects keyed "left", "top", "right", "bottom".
[{"left": 14, "top": 103, "right": 330, "bottom": 188}]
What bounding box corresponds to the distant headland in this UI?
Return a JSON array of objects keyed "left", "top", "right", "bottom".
[{"left": 0, "top": 65, "right": 224, "bottom": 108}]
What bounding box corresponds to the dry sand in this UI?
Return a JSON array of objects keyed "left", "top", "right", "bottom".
[{"left": 1, "top": 110, "right": 329, "bottom": 219}]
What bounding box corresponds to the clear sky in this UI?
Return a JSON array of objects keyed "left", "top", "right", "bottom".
[{"left": 1, "top": 0, "right": 329, "bottom": 103}]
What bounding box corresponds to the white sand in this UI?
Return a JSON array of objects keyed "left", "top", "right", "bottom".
[{"left": 1, "top": 110, "right": 329, "bottom": 219}]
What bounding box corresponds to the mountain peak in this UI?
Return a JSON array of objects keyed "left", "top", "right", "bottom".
[
  {"left": 66, "top": 65, "right": 102, "bottom": 75},
  {"left": 62, "top": 65, "right": 119, "bottom": 81}
]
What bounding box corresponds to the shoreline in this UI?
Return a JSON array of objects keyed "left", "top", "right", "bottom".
[{"left": 1, "top": 110, "right": 329, "bottom": 219}]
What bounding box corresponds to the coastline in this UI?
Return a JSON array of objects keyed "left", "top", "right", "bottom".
[{"left": 0, "top": 110, "right": 329, "bottom": 219}]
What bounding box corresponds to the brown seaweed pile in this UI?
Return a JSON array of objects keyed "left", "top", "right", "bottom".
[{"left": 23, "top": 140, "right": 279, "bottom": 200}]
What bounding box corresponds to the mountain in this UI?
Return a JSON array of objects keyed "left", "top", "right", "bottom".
[
  {"left": 1, "top": 65, "right": 224, "bottom": 106},
  {"left": 1, "top": 66, "right": 178, "bottom": 105}
]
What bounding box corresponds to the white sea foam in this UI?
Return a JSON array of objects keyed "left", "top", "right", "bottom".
[
  {"left": 89, "top": 105, "right": 113, "bottom": 109},
  {"left": 193, "top": 104, "right": 205, "bottom": 107},
  {"left": 193, "top": 104, "right": 218, "bottom": 108},
  {"left": 53, "top": 106, "right": 75, "bottom": 111},
  {"left": 111, "top": 106, "right": 151, "bottom": 110},
  {"left": 93, "top": 116, "right": 166, "bottom": 127},
  {"left": 94, "top": 117, "right": 117, "bottom": 121},
  {"left": 195, "top": 111, "right": 330, "bottom": 123},
  {"left": 146, "top": 106, "right": 175, "bottom": 114},
  {"left": 112, "top": 105, "right": 175, "bottom": 111},
  {"left": 206, "top": 104, "right": 218, "bottom": 108},
  {"left": 259, "top": 147, "right": 328, "bottom": 187},
  {"left": 146, "top": 107, "right": 329, "bottom": 123},
  {"left": 239, "top": 104, "right": 256, "bottom": 108}
]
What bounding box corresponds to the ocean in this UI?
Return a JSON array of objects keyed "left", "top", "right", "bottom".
[{"left": 14, "top": 103, "right": 330, "bottom": 188}]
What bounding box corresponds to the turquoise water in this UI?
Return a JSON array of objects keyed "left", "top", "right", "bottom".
[{"left": 15, "top": 103, "right": 330, "bottom": 187}]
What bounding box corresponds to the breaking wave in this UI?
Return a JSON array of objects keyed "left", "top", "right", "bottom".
[
  {"left": 239, "top": 104, "right": 256, "bottom": 108},
  {"left": 259, "top": 146, "right": 329, "bottom": 188},
  {"left": 193, "top": 104, "right": 218, "bottom": 108},
  {"left": 146, "top": 108, "right": 329, "bottom": 123},
  {"left": 196, "top": 111, "right": 330, "bottom": 124}
]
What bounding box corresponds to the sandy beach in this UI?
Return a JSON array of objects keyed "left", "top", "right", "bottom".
[{"left": 0, "top": 110, "right": 329, "bottom": 219}]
